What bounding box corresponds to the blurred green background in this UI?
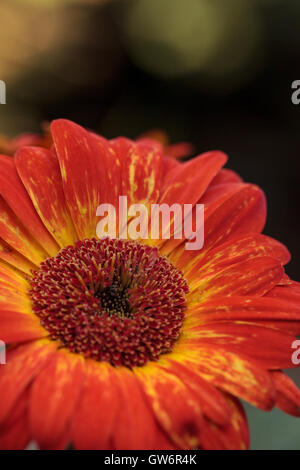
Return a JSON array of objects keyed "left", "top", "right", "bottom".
[{"left": 0, "top": 0, "right": 300, "bottom": 450}]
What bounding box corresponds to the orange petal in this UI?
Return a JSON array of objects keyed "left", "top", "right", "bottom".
[
  {"left": 187, "top": 256, "right": 284, "bottom": 305},
  {"left": 0, "top": 262, "right": 29, "bottom": 291},
  {"left": 121, "top": 141, "right": 163, "bottom": 207},
  {"left": 210, "top": 168, "right": 243, "bottom": 185},
  {"left": 91, "top": 132, "right": 124, "bottom": 210},
  {"left": 109, "top": 137, "right": 163, "bottom": 239},
  {"left": 160, "top": 151, "right": 227, "bottom": 206},
  {"left": 0, "top": 267, "right": 46, "bottom": 342},
  {"left": 164, "top": 142, "right": 194, "bottom": 160},
  {"left": 184, "top": 322, "right": 297, "bottom": 369},
  {"left": 185, "top": 233, "right": 290, "bottom": 286},
  {"left": 161, "top": 157, "right": 181, "bottom": 184},
  {"left": 156, "top": 151, "right": 227, "bottom": 243},
  {"left": 15, "top": 147, "right": 77, "bottom": 248},
  {"left": 170, "top": 345, "right": 275, "bottom": 410},
  {"left": 265, "top": 281, "right": 300, "bottom": 306},
  {"left": 160, "top": 181, "right": 243, "bottom": 257},
  {"left": 0, "top": 310, "right": 47, "bottom": 343},
  {"left": 51, "top": 120, "right": 119, "bottom": 239},
  {"left": 0, "top": 283, "right": 31, "bottom": 312},
  {"left": 29, "top": 350, "right": 85, "bottom": 449},
  {"left": 135, "top": 362, "right": 204, "bottom": 449},
  {"left": 71, "top": 360, "right": 119, "bottom": 450},
  {"left": 187, "top": 295, "right": 300, "bottom": 335},
  {"left": 202, "top": 183, "right": 266, "bottom": 245},
  {"left": 0, "top": 339, "right": 57, "bottom": 424},
  {"left": 168, "top": 183, "right": 266, "bottom": 263},
  {"left": 0, "top": 197, "right": 49, "bottom": 265},
  {"left": 0, "top": 388, "right": 30, "bottom": 450},
  {"left": 159, "top": 358, "right": 232, "bottom": 426},
  {"left": 112, "top": 367, "right": 174, "bottom": 450},
  {"left": 271, "top": 371, "right": 300, "bottom": 416},
  {"left": 0, "top": 240, "right": 36, "bottom": 275},
  {"left": 0, "top": 268, "right": 45, "bottom": 343},
  {"left": 0, "top": 155, "right": 59, "bottom": 256},
  {"left": 200, "top": 395, "right": 249, "bottom": 450},
  {"left": 0, "top": 415, "right": 29, "bottom": 450}
]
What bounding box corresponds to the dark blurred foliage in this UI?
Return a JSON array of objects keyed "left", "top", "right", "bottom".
[{"left": 1, "top": 0, "right": 300, "bottom": 449}]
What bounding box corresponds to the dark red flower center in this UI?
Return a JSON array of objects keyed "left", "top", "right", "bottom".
[{"left": 30, "top": 238, "right": 188, "bottom": 368}]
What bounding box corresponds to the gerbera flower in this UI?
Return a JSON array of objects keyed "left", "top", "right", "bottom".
[{"left": 0, "top": 119, "right": 300, "bottom": 450}]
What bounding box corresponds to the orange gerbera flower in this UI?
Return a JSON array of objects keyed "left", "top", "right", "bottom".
[{"left": 0, "top": 119, "right": 300, "bottom": 451}]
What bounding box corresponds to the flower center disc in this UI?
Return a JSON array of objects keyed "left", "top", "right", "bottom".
[{"left": 30, "top": 238, "right": 188, "bottom": 367}]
